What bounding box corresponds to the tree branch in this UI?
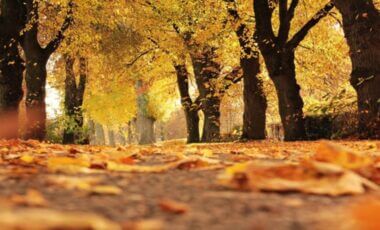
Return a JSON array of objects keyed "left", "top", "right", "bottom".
[
  {"left": 253, "top": 0, "right": 276, "bottom": 49},
  {"left": 286, "top": 1, "right": 334, "bottom": 50},
  {"left": 44, "top": 0, "right": 74, "bottom": 56},
  {"left": 126, "top": 48, "right": 154, "bottom": 68}
]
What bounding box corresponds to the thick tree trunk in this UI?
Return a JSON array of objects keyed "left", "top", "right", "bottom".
[
  {"left": 227, "top": 4, "right": 267, "bottom": 140},
  {"left": 241, "top": 56, "right": 267, "bottom": 140},
  {"left": 24, "top": 55, "right": 48, "bottom": 140},
  {"left": 333, "top": 0, "right": 380, "bottom": 139},
  {"left": 0, "top": 41, "right": 24, "bottom": 139},
  {"left": 174, "top": 65, "right": 200, "bottom": 143},
  {"left": 0, "top": 0, "right": 25, "bottom": 139},
  {"left": 190, "top": 48, "right": 221, "bottom": 142},
  {"left": 265, "top": 51, "right": 306, "bottom": 141},
  {"left": 201, "top": 96, "right": 221, "bottom": 142},
  {"left": 21, "top": 0, "right": 72, "bottom": 140}
]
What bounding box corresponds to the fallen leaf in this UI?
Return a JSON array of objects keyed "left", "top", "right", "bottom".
[
  {"left": 10, "top": 189, "right": 48, "bottom": 207},
  {"left": 314, "top": 142, "right": 373, "bottom": 170},
  {"left": 47, "top": 175, "right": 122, "bottom": 195},
  {"left": 90, "top": 185, "right": 123, "bottom": 195},
  {"left": 159, "top": 199, "right": 189, "bottom": 214},
  {"left": 0, "top": 208, "right": 121, "bottom": 230},
  {"left": 218, "top": 160, "right": 378, "bottom": 196},
  {"left": 122, "top": 219, "right": 164, "bottom": 230}
]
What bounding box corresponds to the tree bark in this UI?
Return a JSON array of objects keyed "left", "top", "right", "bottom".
[
  {"left": 228, "top": 7, "right": 267, "bottom": 140},
  {"left": 0, "top": 0, "right": 25, "bottom": 139},
  {"left": 62, "top": 55, "right": 87, "bottom": 144},
  {"left": 266, "top": 51, "right": 306, "bottom": 141},
  {"left": 253, "top": 0, "right": 333, "bottom": 141},
  {"left": 333, "top": 0, "right": 380, "bottom": 139},
  {"left": 190, "top": 47, "right": 221, "bottom": 142},
  {"left": 21, "top": 0, "right": 73, "bottom": 140},
  {"left": 24, "top": 54, "right": 48, "bottom": 140},
  {"left": 174, "top": 64, "right": 200, "bottom": 143},
  {"left": 241, "top": 56, "right": 267, "bottom": 140}
]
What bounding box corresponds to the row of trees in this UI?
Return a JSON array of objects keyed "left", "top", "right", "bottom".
[{"left": 0, "top": 0, "right": 379, "bottom": 143}]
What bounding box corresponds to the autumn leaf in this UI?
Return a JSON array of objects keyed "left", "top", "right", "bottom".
[
  {"left": 10, "top": 189, "right": 48, "bottom": 207},
  {"left": 314, "top": 142, "right": 374, "bottom": 170},
  {"left": 218, "top": 160, "right": 378, "bottom": 196},
  {"left": 158, "top": 199, "right": 189, "bottom": 214},
  {"left": 0, "top": 209, "right": 121, "bottom": 230}
]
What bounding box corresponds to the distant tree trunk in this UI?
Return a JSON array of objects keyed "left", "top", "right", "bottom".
[
  {"left": 0, "top": 0, "right": 25, "bottom": 139},
  {"left": 108, "top": 129, "right": 116, "bottom": 146},
  {"left": 174, "top": 64, "right": 200, "bottom": 143},
  {"left": 21, "top": 0, "right": 73, "bottom": 140},
  {"left": 333, "top": 0, "right": 380, "bottom": 139},
  {"left": 253, "top": 0, "right": 333, "bottom": 141},
  {"left": 62, "top": 55, "right": 87, "bottom": 144},
  {"left": 94, "top": 123, "right": 105, "bottom": 145},
  {"left": 137, "top": 116, "right": 155, "bottom": 145},
  {"left": 127, "top": 121, "right": 133, "bottom": 144},
  {"left": 136, "top": 80, "right": 155, "bottom": 145},
  {"left": 190, "top": 47, "right": 221, "bottom": 142},
  {"left": 227, "top": 6, "right": 267, "bottom": 140}
]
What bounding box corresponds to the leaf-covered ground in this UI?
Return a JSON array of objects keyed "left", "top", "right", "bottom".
[{"left": 0, "top": 140, "right": 380, "bottom": 230}]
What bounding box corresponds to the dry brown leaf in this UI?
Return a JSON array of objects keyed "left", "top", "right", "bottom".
[
  {"left": 158, "top": 199, "right": 189, "bottom": 214},
  {"left": 9, "top": 189, "right": 48, "bottom": 207},
  {"left": 0, "top": 208, "right": 121, "bottom": 230},
  {"left": 122, "top": 219, "right": 164, "bottom": 230},
  {"left": 47, "top": 175, "right": 122, "bottom": 195},
  {"left": 314, "top": 142, "right": 374, "bottom": 169},
  {"left": 218, "top": 160, "right": 378, "bottom": 196},
  {"left": 107, "top": 157, "right": 222, "bottom": 173}
]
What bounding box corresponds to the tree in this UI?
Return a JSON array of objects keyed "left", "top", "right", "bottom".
[
  {"left": 21, "top": 0, "right": 73, "bottom": 140},
  {"left": 174, "top": 64, "right": 200, "bottom": 143},
  {"left": 62, "top": 55, "right": 87, "bottom": 144},
  {"left": 253, "top": 0, "right": 334, "bottom": 141},
  {"left": 226, "top": 0, "right": 267, "bottom": 140},
  {"left": 0, "top": 0, "right": 25, "bottom": 139},
  {"left": 332, "top": 0, "right": 380, "bottom": 139}
]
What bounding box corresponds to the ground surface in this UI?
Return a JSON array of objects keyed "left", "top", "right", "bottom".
[{"left": 0, "top": 140, "right": 379, "bottom": 230}]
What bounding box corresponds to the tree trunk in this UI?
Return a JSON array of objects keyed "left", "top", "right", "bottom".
[
  {"left": 21, "top": 0, "right": 72, "bottom": 140},
  {"left": 174, "top": 64, "right": 200, "bottom": 143},
  {"left": 0, "top": 0, "right": 25, "bottom": 139},
  {"left": 265, "top": 51, "right": 306, "bottom": 141},
  {"left": 63, "top": 55, "right": 76, "bottom": 144},
  {"left": 226, "top": 4, "right": 267, "bottom": 140},
  {"left": 136, "top": 80, "right": 155, "bottom": 145},
  {"left": 137, "top": 116, "right": 155, "bottom": 145},
  {"left": 24, "top": 55, "right": 48, "bottom": 140},
  {"left": 201, "top": 96, "right": 221, "bottom": 142},
  {"left": 333, "top": 0, "right": 380, "bottom": 139},
  {"left": 62, "top": 56, "right": 87, "bottom": 144},
  {"left": 190, "top": 47, "right": 221, "bottom": 142},
  {"left": 108, "top": 129, "right": 116, "bottom": 146},
  {"left": 241, "top": 56, "right": 267, "bottom": 140},
  {"left": 94, "top": 123, "right": 105, "bottom": 145},
  {"left": 0, "top": 41, "right": 24, "bottom": 139}
]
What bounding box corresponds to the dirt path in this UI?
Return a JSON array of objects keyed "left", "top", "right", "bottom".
[{"left": 0, "top": 140, "right": 379, "bottom": 229}]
